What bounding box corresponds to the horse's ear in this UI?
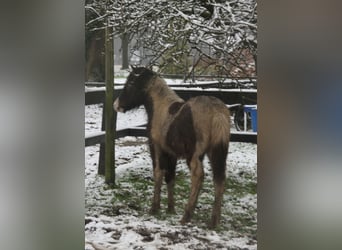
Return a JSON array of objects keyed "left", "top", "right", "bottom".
[{"left": 130, "top": 65, "right": 136, "bottom": 71}]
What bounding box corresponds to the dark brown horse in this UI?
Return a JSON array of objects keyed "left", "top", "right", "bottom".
[{"left": 114, "top": 66, "right": 230, "bottom": 228}]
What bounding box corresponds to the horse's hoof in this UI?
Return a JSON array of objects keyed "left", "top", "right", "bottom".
[
  {"left": 208, "top": 221, "right": 218, "bottom": 230},
  {"left": 166, "top": 208, "right": 176, "bottom": 214},
  {"left": 180, "top": 214, "right": 191, "bottom": 225},
  {"left": 181, "top": 209, "right": 192, "bottom": 223},
  {"left": 167, "top": 206, "right": 176, "bottom": 214},
  {"left": 208, "top": 217, "right": 220, "bottom": 229},
  {"left": 149, "top": 205, "right": 160, "bottom": 215}
]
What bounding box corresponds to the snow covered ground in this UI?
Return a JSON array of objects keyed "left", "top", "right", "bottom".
[{"left": 85, "top": 104, "right": 257, "bottom": 250}]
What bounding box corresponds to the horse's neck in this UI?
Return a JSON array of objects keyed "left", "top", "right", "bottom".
[
  {"left": 144, "top": 78, "right": 183, "bottom": 122},
  {"left": 149, "top": 78, "right": 183, "bottom": 105}
]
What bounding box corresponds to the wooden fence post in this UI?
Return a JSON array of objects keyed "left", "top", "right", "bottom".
[
  {"left": 97, "top": 105, "right": 105, "bottom": 175},
  {"left": 104, "top": 18, "right": 115, "bottom": 185}
]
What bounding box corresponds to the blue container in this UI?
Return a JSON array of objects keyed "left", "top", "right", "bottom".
[{"left": 244, "top": 106, "right": 257, "bottom": 132}]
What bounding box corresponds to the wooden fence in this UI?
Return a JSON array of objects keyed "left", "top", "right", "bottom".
[{"left": 85, "top": 85, "right": 257, "bottom": 177}]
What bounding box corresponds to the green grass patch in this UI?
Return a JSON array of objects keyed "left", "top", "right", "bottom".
[
  {"left": 226, "top": 175, "right": 257, "bottom": 196},
  {"left": 106, "top": 168, "right": 256, "bottom": 238}
]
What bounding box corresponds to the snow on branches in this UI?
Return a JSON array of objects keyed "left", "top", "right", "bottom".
[{"left": 86, "top": 0, "right": 257, "bottom": 78}]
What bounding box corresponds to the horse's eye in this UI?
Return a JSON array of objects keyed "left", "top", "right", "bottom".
[{"left": 126, "top": 82, "right": 134, "bottom": 89}]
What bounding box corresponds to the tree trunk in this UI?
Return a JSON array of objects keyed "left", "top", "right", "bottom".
[
  {"left": 121, "top": 33, "right": 129, "bottom": 69},
  {"left": 104, "top": 23, "right": 115, "bottom": 185},
  {"left": 85, "top": 30, "right": 105, "bottom": 81}
]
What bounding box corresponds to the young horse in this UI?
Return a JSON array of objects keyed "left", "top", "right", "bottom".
[{"left": 114, "top": 66, "right": 230, "bottom": 228}]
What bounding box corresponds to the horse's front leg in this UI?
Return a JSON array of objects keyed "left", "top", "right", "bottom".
[{"left": 150, "top": 145, "right": 165, "bottom": 214}]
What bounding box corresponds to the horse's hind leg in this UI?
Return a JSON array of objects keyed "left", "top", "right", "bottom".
[
  {"left": 163, "top": 153, "right": 177, "bottom": 213},
  {"left": 180, "top": 155, "right": 204, "bottom": 224},
  {"left": 209, "top": 143, "right": 228, "bottom": 228}
]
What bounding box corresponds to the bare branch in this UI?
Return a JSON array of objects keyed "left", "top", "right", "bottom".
[{"left": 87, "top": 0, "right": 257, "bottom": 78}]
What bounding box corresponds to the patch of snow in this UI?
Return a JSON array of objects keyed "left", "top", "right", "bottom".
[
  {"left": 85, "top": 104, "right": 257, "bottom": 249},
  {"left": 116, "top": 107, "right": 147, "bottom": 130}
]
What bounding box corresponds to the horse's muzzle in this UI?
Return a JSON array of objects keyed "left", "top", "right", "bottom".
[{"left": 113, "top": 98, "right": 124, "bottom": 113}]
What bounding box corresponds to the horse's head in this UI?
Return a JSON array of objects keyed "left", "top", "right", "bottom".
[{"left": 114, "top": 65, "right": 155, "bottom": 113}]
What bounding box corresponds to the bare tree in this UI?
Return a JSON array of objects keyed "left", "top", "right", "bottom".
[
  {"left": 86, "top": 0, "right": 257, "bottom": 79},
  {"left": 85, "top": 0, "right": 106, "bottom": 81}
]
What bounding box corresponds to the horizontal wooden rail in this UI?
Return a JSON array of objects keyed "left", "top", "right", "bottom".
[
  {"left": 85, "top": 87, "right": 257, "bottom": 106},
  {"left": 85, "top": 83, "right": 257, "bottom": 176},
  {"left": 85, "top": 127, "right": 256, "bottom": 145},
  {"left": 85, "top": 131, "right": 105, "bottom": 146},
  {"left": 85, "top": 79, "right": 257, "bottom": 89},
  {"left": 85, "top": 86, "right": 257, "bottom": 149}
]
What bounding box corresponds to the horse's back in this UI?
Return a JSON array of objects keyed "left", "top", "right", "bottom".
[
  {"left": 163, "top": 95, "right": 230, "bottom": 158},
  {"left": 187, "top": 95, "right": 229, "bottom": 115},
  {"left": 187, "top": 95, "right": 230, "bottom": 126},
  {"left": 187, "top": 96, "right": 230, "bottom": 149}
]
